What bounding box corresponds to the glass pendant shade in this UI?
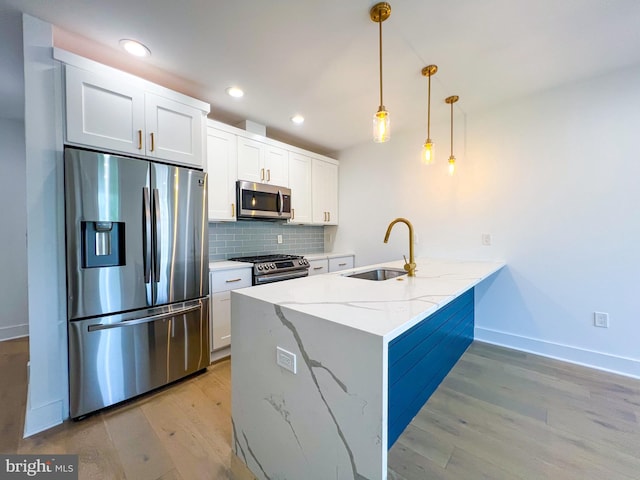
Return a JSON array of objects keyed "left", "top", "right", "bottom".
[
  {"left": 421, "top": 139, "right": 435, "bottom": 164},
  {"left": 448, "top": 156, "right": 456, "bottom": 176},
  {"left": 373, "top": 108, "right": 390, "bottom": 143}
]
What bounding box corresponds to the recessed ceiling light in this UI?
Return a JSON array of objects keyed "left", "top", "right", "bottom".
[
  {"left": 226, "top": 87, "right": 244, "bottom": 98},
  {"left": 290, "top": 115, "right": 305, "bottom": 125},
  {"left": 119, "top": 39, "right": 151, "bottom": 57}
]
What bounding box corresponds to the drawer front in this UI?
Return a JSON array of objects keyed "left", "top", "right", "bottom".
[
  {"left": 329, "top": 256, "right": 354, "bottom": 272},
  {"left": 308, "top": 259, "right": 329, "bottom": 276},
  {"left": 210, "top": 268, "right": 252, "bottom": 293}
]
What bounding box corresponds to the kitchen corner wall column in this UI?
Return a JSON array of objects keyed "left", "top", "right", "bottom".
[{"left": 206, "top": 119, "right": 339, "bottom": 226}]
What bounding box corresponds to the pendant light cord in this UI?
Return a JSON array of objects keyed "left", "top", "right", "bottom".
[
  {"left": 450, "top": 100, "right": 454, "bottom": 155},
  {"left": 427, "top": 74, "right": 431, "bottom": 138},
  {"left": 379, "top": 19, "right": 383, "bottom": 108}
]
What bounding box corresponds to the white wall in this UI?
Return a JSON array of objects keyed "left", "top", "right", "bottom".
[
  {"left": 335, "top": 64, "right": 640, "bottom": 378},
  {"left": 0, "top": 118, "right": 28, "bottom": 340}
]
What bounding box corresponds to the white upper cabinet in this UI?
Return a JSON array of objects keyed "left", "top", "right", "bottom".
[
  {"left": 312, "top": 158, "right": 339, "bottom": 225},
  {"left": 63, "top": 62, "right": 207, "bottom": 169},
  {"left": 288, "top": 152, "right": 312, "bottom": 224},
  {"left": 144, "top": 93, "right": 203, "bottom": 166},
  {"left": 237, "top": 137, "right": 288, "bottom": 186},
  {"left": 207, "top": 126, "right": 238, "bottom": 221},
  {"left": 65, "top": 66, "right": 145, "bottom": 155}
]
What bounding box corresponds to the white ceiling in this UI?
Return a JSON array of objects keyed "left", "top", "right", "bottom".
[{"left": 3, "top": 0, "right": 640, "bottom": 154}]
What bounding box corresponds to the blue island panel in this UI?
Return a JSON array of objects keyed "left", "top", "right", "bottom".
[{"left": 387, "top": 288, "right": 474, "bottom": 449}]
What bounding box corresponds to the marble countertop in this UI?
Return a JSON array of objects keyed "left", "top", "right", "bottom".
[{"left": 233, "top": 257, "right": 505, "bottom": 341}]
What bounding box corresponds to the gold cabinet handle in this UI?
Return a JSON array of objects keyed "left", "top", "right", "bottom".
[
  {"left": 225, "top": 278, "right": 242, "bottom": 283},
  {"left": 328, "top": 211, "right": 331, "bottom": 222},
  {"left": 261, "top": 168, "right": 265, "bottom": 181},
  {"left": 338, "top": 263, "right": 347, "bottom": 266},
  {"left": 267, "top": 169, "right": 271, "bottom": 182},
  {"left": 313, "top": 266, "right": 324, "bottom": 270},
  {"left": 231, "top": 203, "right": 235, "bottom": 218},
  {"left": 150, "top": 132, "right": 155, "bottom": 152},
  {"left": 137, "top": 130, "right": 143, "bottom": 150},
  {"left": 291, "top": 208, "right": 295, "bottom": 220}
]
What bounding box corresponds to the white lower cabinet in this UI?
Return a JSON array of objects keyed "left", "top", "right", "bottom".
[
  {"left": 329, "top": 255, "right": 355, "bottom": 272},
  {"left": 210, "top": 266, "right": 252, "bottom": 356},
  {"left": 308, "top": 259, "right": 329, "bottom": 276}
]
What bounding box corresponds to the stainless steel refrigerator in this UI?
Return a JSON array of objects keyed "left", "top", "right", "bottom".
[{"left": 64, "top": 147, "right": 209, "bottom": 418}]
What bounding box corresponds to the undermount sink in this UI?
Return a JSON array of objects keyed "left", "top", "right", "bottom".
[{"left": 345, "top": 268, "right": 408, "bottom": 281}]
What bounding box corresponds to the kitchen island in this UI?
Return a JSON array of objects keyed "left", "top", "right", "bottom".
[{"left": 231, "top": 257, "right": 504, "bottom": 480}]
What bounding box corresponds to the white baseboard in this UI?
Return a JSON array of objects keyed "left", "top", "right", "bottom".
[
  {"left": 210, "top": 346, "right": 230, "bottom": 363},
  {"left": 0, "top": 324, "right": 29, "bottom": 341},
  {"left": 23, "top": 371, "right": 64, "bottom": 437},
  {"left": 475, "top": 327, "right": 640, "bottom": 380}
]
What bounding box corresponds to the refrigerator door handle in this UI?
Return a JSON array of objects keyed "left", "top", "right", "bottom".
[
  {"left": 87, "top": 304, "right": 201, "bottom": 332},
  {"left": 143, "top": 187, "right": 152, "bottom": 283},
  {"left": 153, "top": 188, "right": 161, "bottom": 283}
]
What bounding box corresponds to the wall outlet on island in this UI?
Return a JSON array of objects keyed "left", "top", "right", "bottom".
[
  {"left": 276, "top": 346, "right": 297, "bottom": 374},
  {"left": 594, "top": 312, "right": 609, "bottom": 328}
]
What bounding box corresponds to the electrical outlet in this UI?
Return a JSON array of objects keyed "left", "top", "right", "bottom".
[
  {"left": 277, "top": 234, "right": 283, "bottom": 244},
  {"left": 276, "top": 347, "right": 297, "bottom": 374},
  {"left": 594, "top": 312, "right": 609, "bottom": 328},
  {"left": 482, "top": 234, "right": 492, "bottom": 246}
]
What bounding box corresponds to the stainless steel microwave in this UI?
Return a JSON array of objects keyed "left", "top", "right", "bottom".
[{"left": 236, "top": 180, "right": 292, "bottom": 220}]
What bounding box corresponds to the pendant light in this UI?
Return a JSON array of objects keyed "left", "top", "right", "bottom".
[
  {"left": 370, "top": 2, "right": 391, "bottom": 143},
  {"left": 421, "top": 65, "right": 437, "bottom": 164},
  {"left": 445, "top": 95, "right": 459, "bottom": 176}
]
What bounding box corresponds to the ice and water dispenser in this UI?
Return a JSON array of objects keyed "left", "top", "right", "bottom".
[{"left": 81, "top": 221, "right": 126, "bottom": 268}]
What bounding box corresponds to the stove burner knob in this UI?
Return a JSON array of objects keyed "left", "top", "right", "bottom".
[
  {"left": 270, "top": 263, "right": 276, "bottom": 269},
  {"left": 257, "top": 264, "right": 263, "bottom": 271},
  {"left": 303, "top": 259, "right": 308, "bottom": 265}
]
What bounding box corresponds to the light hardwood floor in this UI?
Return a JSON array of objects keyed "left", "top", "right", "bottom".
[{"left": 2, "top": 338, "right": 639, "bottom": 479}]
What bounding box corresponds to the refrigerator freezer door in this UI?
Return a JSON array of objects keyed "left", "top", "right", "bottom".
[
  {"left": 151, "top": 163, "right": 208, "bottom": 305},
  {"left": 68, "top": 297, "right": 209, "bottom": 418},
  {"left": 65, "top": 148, "right": 152, "bottom": 320}
]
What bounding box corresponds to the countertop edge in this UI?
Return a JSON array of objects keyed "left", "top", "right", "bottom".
[{"left": 209, "top": 260, "right": 253, "bottom": 271}]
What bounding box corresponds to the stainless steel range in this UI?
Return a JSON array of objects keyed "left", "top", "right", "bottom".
[{"left": 229, "top": 254, "right": 309, "bottom": 285}]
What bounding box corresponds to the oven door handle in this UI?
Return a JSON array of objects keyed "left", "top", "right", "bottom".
[{"left": 255, "top": 270, "right": 308, "bottom": 285}]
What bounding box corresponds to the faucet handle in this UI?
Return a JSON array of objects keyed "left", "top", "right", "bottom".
[{"left": 403, "top": 254, "right": 408, "bottom": 265}]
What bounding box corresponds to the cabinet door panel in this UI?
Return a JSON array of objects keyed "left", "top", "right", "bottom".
[
  {"left": 211, "top": 291, "right": 231, "bottom": 350},
  {"left": 312, "top": 159, "right": 339, "bottom": 225},
  {"left": 65, "top": 66, "right": 144, "bottom": 154},
  {"left": 145, "top": 93, "right": 203, "bottom": 168},
  {"left": 264, "top": 145, "right": 289, "bottom": 186},
  {"left": 288, "top": 152, "right": 312, "bottom": 224},
  {"left": 308, "top": 259, "right": 329, "bottom": 276},
  {"left": 329, "top": 256, "right": 354, "bottom": 272},
  {"left": 237, "top": 137, "right": 264, "bottom": 183},
  {"left": 207, "top": 128, "right": 238, "bottom": 221}
]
